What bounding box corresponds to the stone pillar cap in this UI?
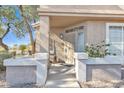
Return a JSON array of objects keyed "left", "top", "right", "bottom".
[{"left": 74, "top": 52, "right": 88, "bottom": 60}]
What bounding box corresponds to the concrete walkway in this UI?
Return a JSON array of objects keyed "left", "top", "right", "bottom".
[{"left": 45, "top": 63, "right": 80, "bottom": 88}]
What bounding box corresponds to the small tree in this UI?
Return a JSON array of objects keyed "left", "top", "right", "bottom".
[
  {"left": 0, "top": 5, "right": 39, "bottom": 53},
  {"left": 19, "top": 44, "right": 27, "bottom": 55}
]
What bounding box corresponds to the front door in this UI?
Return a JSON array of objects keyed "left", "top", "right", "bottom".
[{"left": 76, "top": 31, "right": 85, "bottom": 52}]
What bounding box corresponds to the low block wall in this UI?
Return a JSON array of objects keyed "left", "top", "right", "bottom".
[
  {"left": 6, "top": 66, "right": 36, "bottom": 86},
  {"left": 75, "top": 53, "right": 122, "bottom": 82},
  {"left": 86, "top": 64, "right": 121, "bottom": 81},
  {"left": 4, "top": 53, "right": 48, "bottom": 87}
]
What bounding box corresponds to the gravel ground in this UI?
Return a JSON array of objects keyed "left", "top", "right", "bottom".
[
  {"left": 80, "top": 67, "right": 124, "bottom": 88},
  {"left": 1, "top": 71, "right": 124, "bottom": 88},
  {"left": 80, "top": 80, "right": 124, "bottom": 88},
  {"left": 0, "top": 71, "right": 6, "bottom": 88},
  {"left": 7, "top": 83, "right": 39, "bottom": 88}
]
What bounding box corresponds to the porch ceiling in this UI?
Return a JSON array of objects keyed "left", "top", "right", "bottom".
[
  {"left": 50, "top": 16, "right": 85, "bottom": 28},
  {"left": 50, "top": 16, "right": 124, "bottom": 28}
]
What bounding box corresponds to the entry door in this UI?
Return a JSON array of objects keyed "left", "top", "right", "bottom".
[{"left": 76, "top": 31, "right": 85, "bottom": 52}]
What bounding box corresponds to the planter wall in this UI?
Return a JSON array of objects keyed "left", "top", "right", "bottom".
[
  {"left": 75, "top": 53, "right": 122, "bottom": 82},
  {"left": 4, "top": 53, "right": 48, "bottom": 87}
]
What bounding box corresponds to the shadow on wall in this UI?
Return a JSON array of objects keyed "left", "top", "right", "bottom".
[{"left": 36, "top": 33, "right": 49, "bottom": 53}]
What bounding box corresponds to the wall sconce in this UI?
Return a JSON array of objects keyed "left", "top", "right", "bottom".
[{"left": 60, "top": 33, "right": 64, "bottom": 39}]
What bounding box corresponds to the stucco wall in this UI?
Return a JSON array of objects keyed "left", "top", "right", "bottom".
[
  {"left": 51, "top": 23, "right": 87, "bottom": 51},
  {"left": 77, "top": 61, "right": 122, "bottom": 82},
  {"left": 86, "top": 21, "right": 106, "bottom": 45},
  {"left": 37, "top": 19, "right": 124, "bottom": 53},
  {"left": 35, "top": 16, "right": 49, "bottom": 53},
  {"left": 50, "top": 21, "right": 106, "bottom": 51},
  {"left": 6, "top": 66, "right": 36, "bottom": 86},
  {"left": 87, "top": 64, "right": 121, "bottom": 81},
  {"left": 51, "top": 27, "right": 64, "bottom": 36}
]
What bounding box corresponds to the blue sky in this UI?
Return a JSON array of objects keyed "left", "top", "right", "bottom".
[
  {"left": 2, "top": 6, "right": 35, "bottom": 48},
  {"left": 3, "top": 31, "right": 31, "bottom": 47}
]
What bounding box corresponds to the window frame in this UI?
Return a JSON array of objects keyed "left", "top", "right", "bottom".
[{"left": 106, "top": 23, "right": 124, "bottom": 56}]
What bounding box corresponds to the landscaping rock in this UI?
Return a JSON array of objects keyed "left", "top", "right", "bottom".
[{"left": 80, "top": 80, "right": 124, "bottom": 88}]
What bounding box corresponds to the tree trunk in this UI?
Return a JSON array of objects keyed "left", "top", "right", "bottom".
[
  {"left": 21, "top": 50, "right": 24, "bottom": 55},
  {"left": 0, "top": 23, "right": 10, "bottom": 51},
  {"left": 0, "top": 38, "right": 8, "bottom": 51},
  {"left": 26, "top": 21, "right": 35, "bottom": 54},
  {"left": 19, "top": 5, "right": 35, "bottom": 54}
]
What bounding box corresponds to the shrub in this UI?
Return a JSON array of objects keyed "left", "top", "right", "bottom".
[
  {"left": 85, "top": 41, "right": 116, "bottom": 58},
  {"left": 0, "top": 51, "right": 12, "bottom": 72},
  {"left": 19, "top": 44, "right": 27, "bottom": 55}
]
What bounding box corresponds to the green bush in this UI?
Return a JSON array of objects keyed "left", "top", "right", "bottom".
[
  {"left": 0, "top": 51, "right": 12, "bottom": 72},
  {"left": 85, "top": 41, "right": 116, "bottom": 58},
  {"left": 19, "top": 44, "right": 27, "bottom": 55}
]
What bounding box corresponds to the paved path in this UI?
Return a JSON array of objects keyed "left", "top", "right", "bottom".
[{"left": 45, "top": 63, "right": 80, "bottom": 88}]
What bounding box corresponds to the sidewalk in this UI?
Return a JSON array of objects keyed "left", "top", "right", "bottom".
[{"left": 45, "top": 63, "right": 80, "bottom": 88}]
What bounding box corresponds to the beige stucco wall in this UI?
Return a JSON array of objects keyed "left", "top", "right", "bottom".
[
  {"left": 36, "top": 16, "right": 124, "bottom": 53},
  {"left": 50, "top": 23, "right": 87, "bottom": 51},
  {"left": 63, "top": 23, "right": 87, "bottom": 51},
  {"left": 50, "top": 27, "right": 77, "bottom": 51},
  {"left": 35, "top": 16, "right": 49, "bottom": 53},
  {"left": 50, "top": 21, "right": 107, "bottom": 51},
  {"left": 51, "top": 27, "right": 64, "bottom": 36},
  {"left": 86, "top": 21, "right": 106, "bottom": 45},
  {"left": 63, "top": 31, "right": 76, "bottom": 49}
]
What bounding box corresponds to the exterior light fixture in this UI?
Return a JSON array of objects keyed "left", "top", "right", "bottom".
[{"left": 60, "top": 33, "right": 63, "bottom": 39}]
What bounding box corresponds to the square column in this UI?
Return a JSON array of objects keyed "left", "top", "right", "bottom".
[
  {"left": 35, "top": 16, "right": 50, "bottom": 86},
  {"left": 35, "top": 16, "right": 50, "bottom": 53}
]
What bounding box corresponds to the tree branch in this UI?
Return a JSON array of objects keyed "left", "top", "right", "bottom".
[{"left": 2, "top": 23, "right": 11, "bottom": 39}]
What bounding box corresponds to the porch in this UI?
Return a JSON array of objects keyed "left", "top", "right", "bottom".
[
  {"left": 34, "top": 14, "right": 124, "bottom": 64},
  {"left": 3, "top": 7, "right": 124, "bottom": 87},
  {"left": 32, "top": 14, "right": 124, "bottom": 87}
]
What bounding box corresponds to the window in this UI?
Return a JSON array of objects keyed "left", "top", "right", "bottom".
[
  {"left": 65, "top": 26, "right": 84, "bottom": 33},
  {"left": 106, "top": 23, "right": 124, "bottom": 56}
]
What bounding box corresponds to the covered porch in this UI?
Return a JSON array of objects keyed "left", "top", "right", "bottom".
[
  {"left": 3, "top": 5, "right": 124, "bottom": 87},
  {"left": 34, "top": 12, "right": 124, "bottom": 64},
  {"left": 33, "top": 9, "right": 124, "bottom": 85}
]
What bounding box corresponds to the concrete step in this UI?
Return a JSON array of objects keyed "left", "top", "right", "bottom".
[
  {"left": 45, "top": 63, "right": 80, "bottom": 88},
  {"left": 45, "top": 80, "right": 79, "bottom": 88}
]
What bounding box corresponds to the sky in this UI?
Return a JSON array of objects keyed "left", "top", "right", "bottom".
[
  {"left": 2, "top": 6, "right": 35, "bottom": 48},
  {"left": 3, "top": 31, "right": 32, "bottom": 47}
]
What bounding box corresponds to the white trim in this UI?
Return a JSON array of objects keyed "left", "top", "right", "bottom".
[
  {"left": 122, "top": 27, "right": 124, "bottom": 56},
  {"left": 106, "top": 23, "right": 110, "bottom": 45},
  {"left": 4, "top": 58, "right": 36, "bottom": 66},
  {"left": 38, "top": 12, "right": 124, "bottom": 18}
]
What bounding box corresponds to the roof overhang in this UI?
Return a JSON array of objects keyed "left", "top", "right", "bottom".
[
  {"left": 37, "top": 7, "right": 124, "bottom": 28},
  {"left": 37, "top": 8, "right": 124, "bottom": 18}
]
